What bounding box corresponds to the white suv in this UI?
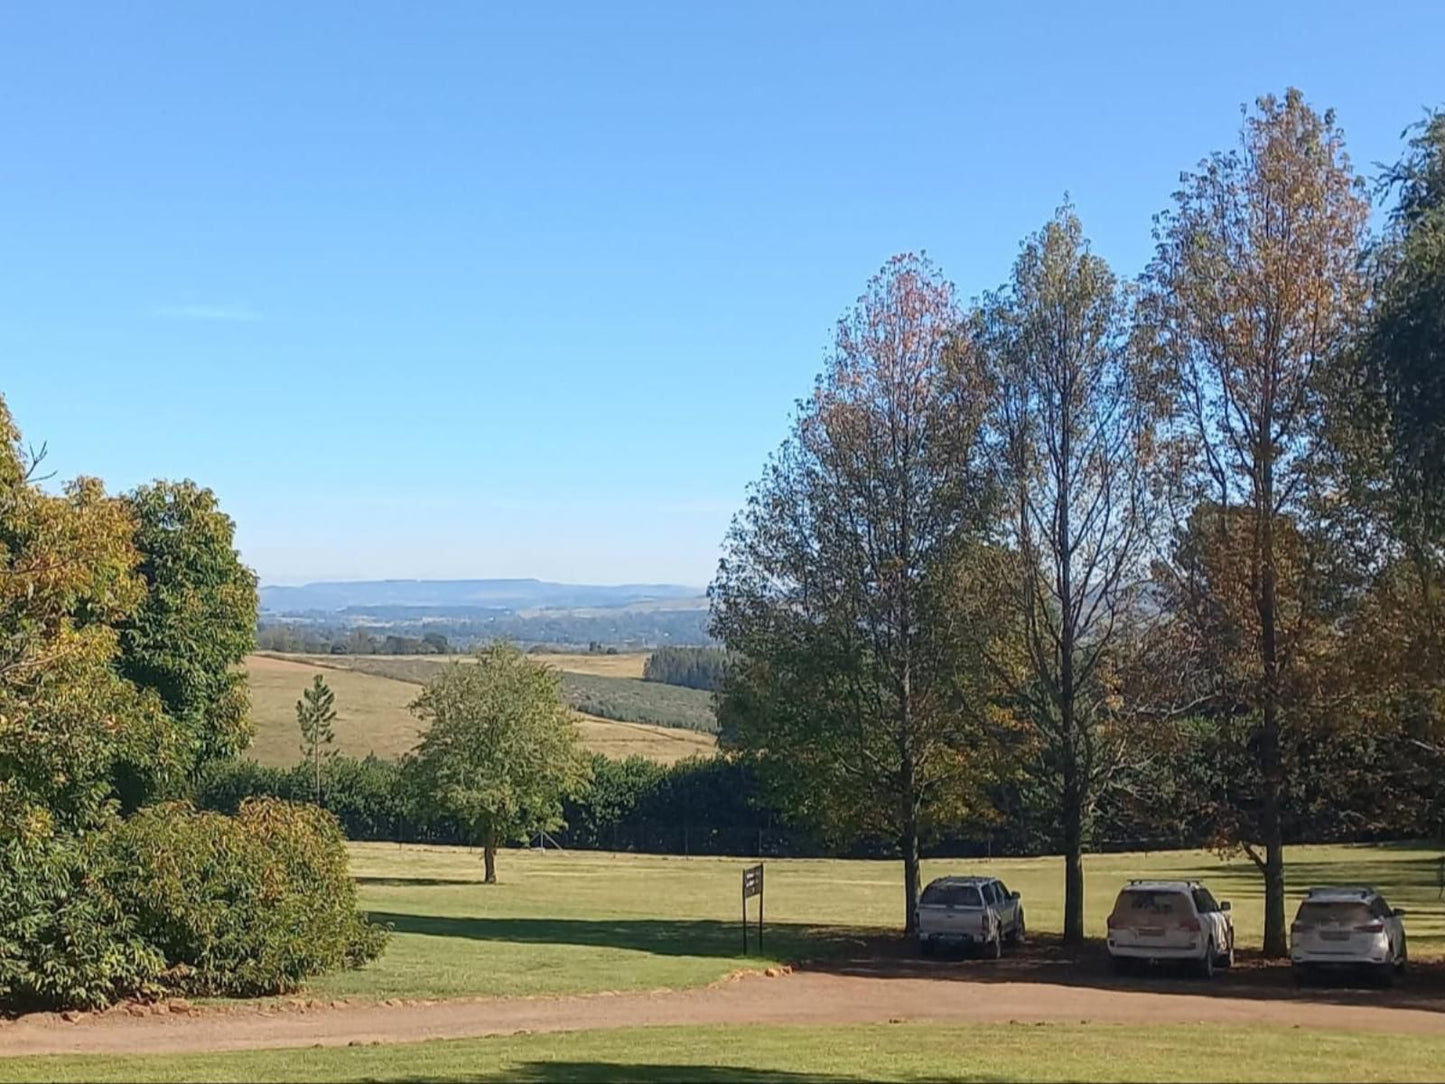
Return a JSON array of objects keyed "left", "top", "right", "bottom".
[
  {"left": 1106, "top": 880, "right": 1234, "bottom": 978},
  {"left": 1291, "top": 886, "right": 1407, "bottom": 985},
  {"left": 916, "top": 876, "right": 1025, "bottom": 958}
]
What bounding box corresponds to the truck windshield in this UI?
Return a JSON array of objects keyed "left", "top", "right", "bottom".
[{"left": 920, "top": 883, "right": 983, "bottom": 907}]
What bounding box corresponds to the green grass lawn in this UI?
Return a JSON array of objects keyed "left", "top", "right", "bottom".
[
  {"left": 311, "top": 840, "right": 1445, "bottom": 1001},
  {"left": 8, "top": 1023, "right": 1445, "bottom": 1082}
]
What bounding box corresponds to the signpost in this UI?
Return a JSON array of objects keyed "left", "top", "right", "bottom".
[{"left": 742, "top": 863, "right": 764, "bottom": 954}]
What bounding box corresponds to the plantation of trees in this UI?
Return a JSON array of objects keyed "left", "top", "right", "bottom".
[{"left": 642, "top": 646, "right": 730, "bottom": 691}]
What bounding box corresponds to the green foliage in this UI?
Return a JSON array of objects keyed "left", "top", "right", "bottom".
[
  {"left": 404, "top": 644, "right": 592, "bottom": 878},
  {"left": 1362, "top": 110, "right": 1445, "bottom": 540},
  {"left": 559, "top": 754, "right": 668, "bottom": 850},
  {"left": 296, "top": 674, "right": 338, "bottom": 803},
  {"left": 117, "top": 481, "right": 259, "bottom": 787},
  {"left": 0, "top": 402, "right": 185, "bottom": 839},
  {"left": 0, "top": 835, "right": 164, "bottom": 1011},
  {"left": 642, "top": 646, "right": 729, "bottom": 691},
  {"left": 711, "top": 253, "right": 1002, "bottom": 929},
  {"left": 102, "top": 799, "right": 387, "bottom": 997},
  {"left": 195, "top": 755, "right": 415, "bottom": 843}
]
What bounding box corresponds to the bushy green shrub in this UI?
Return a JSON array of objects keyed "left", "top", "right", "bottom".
[
  {"left": 102, "top": 799, "right": 387, "bottom": 997},
  {"left": 0, "top": 835, "right": 164, "bottom": 1011}
]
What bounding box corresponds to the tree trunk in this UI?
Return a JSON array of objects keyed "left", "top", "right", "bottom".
[
  {"left": 901, "top": 816, "right": 921, "bottom": 936},
  {"left": 1057, "top": 395, "right": 1085, "bottom": 947},
  {"left": 1062, "top": 772, "right": 1085, "bottom": 945},
  {"left": 1258, "top": 435, "right": 1287, "bottom": 957},
  {"left": 483, "top": 822, "right": 498, "bottom": 884}
]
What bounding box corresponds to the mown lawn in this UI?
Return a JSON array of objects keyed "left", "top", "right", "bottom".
[
  {"left": 308, "top": 840, "right": 1445, "bottom": 1001},
  {"left": 7, "top": 1023, "right": 1445, "bottom": 1082}
]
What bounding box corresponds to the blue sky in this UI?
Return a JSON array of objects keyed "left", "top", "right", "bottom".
[{"left": 1, "top": 2, "right": 1440, "bottom": 586}]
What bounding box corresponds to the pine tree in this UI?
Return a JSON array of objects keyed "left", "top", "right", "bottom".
[{"left": 296, "top": 674, "right": 338, "bottom": 805}]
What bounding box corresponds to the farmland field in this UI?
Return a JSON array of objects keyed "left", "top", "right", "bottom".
[
  {"left": 267, "top": 652, "right": 718, "bottom": 732},
  {"left": 244, "top": 654, "right": 715, "bottom": 767}
]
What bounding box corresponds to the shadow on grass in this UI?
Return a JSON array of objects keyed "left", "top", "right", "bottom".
[
  {"left": 395, "top": 1066, "right": 879, "bottom": 1083},
  {"left": 806, "top": 932, "right": 1445, "bottom": 1013},
  {"left": 357, "top": 877, "right": 492, "bottom": 887},
  {"left": 366, "top": 912, "right": 874, "bottom": 961}
]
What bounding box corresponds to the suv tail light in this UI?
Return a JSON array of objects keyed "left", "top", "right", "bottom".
[
  {"left": 1106, "top": 914, "right": 1121, "bottom": 930},
  {"left": 1355, "top": 921, "right": 1384, "bottom": 934},
  {"left": 1178, "top": 917, "right": 1201, "bottom": 933}
]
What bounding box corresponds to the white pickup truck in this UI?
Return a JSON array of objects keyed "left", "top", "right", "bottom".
[{"left": 916, "top": 875, "right": 1025, "bottom": 958}]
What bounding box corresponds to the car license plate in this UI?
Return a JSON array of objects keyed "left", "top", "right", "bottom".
[
  {"left": 1137, "top": 926, "right": 1164, "bottom": 937},
  {"left": 1321, "top": 931, "right": 1349, "bottom": 941}
]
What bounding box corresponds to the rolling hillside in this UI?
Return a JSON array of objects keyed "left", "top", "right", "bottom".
[
  {"left": 278, "top": 653, "right": 717, "bottom": 732},
  {"left": 244, "top": 654, "right": 715, "bottom": 767}
]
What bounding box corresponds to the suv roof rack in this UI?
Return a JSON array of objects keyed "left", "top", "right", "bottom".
[{"left": 1125, "top": 878, "right": 1197, "bottom": 887}]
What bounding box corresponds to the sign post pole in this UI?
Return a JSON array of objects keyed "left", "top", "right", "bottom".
[{"left": 741, "top": 863, "right": 764, "bottom": 955}]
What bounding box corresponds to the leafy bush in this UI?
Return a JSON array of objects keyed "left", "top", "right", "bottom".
[
  {"left": 0, "top": 835, "right": 164, "bottom": 1011},
  {"left": 103, "top": 799, "right": 387, "bottom": 997}
]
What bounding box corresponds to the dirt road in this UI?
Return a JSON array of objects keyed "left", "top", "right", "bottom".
[{"left": 5, "top": 958, "right": 1445, "bottom": 1057}]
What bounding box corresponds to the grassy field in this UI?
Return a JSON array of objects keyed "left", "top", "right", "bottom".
[
  {"left": 302, "top": 840, "right": 1445, "bottom": 1002},
  {"left": 245, "top": 655, "right": 715, "bottom": 767},
  {"left": 527, "top": 652, "right": 648, "bottom": 678},
  {"left": 9, "top": 1022, "right": 1445, "bottom": 1082},
  {"left": 286, "top": 653, "right": 718, "bottom": 733}
]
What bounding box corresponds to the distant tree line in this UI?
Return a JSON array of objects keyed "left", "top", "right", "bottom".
[
  {"left": 642, "top": 646, "right": 730, "bottom": 691},
  {"left": 257, "top": 625, "right": 452, "bottom": 655},
  {"left": 255, "top": 607, "right": 714, "bottom": 653}
]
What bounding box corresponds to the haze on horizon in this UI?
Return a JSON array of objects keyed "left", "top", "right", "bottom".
[{"left": 3, "top": 1, "right": 1440, "bottom": 586}]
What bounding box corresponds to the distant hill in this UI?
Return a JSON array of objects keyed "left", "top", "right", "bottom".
[{"left": 260, "top": 578, "right": 705, "bottom": 615}]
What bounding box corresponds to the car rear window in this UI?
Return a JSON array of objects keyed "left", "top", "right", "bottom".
[
  {"left": 1295, "top": 901, "right": 1371, "bottom": 926},
  {"left": 920, "top": 883, "right": 983, "bottom": 907},
  {"left": 1112, "top": 889, "right": 1188, "bottom": 918}
]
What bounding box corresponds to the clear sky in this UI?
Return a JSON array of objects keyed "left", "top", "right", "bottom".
[{"left": 2, "top": 2, "right": 1440, "bottom": 587}]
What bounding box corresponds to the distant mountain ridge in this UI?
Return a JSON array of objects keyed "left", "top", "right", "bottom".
[{"left": 260, "top": 578, "right": 706, "bottom": 615}]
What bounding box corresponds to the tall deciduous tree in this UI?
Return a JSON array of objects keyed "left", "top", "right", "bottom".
[
  {"left": 117, "top": 480, "right": 258, "bottom": 793},
  {"left": 404, "top": 644, "right": 590, "bottom": 882},
  {"left": 1144, "top": 89, "right": 1369, "bottom": 956},
  {"left": 976, "top": 206, "right": 1158, "bottom": 945},
  {"left": 711, "top": 253, "right": 1000, "bottom": 933},
  {"left": 0, "top": 397, "right": 181, "bottom": 839},
  {"left": 297, "top": 674, "right": 338, "bottom": 805}
]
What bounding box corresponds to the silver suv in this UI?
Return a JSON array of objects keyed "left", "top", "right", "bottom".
[
  {"left": 1106, "top": 880, "right": 1234, "bottom": 978},
  {"left": 1291, "top": 886, "right": 1407, "bottom": 985}
]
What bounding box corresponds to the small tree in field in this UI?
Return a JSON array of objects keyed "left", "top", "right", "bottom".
[
  {"left": 404, "top": 644, "right": 591, "bottom": 882},
  {"left": 297, "top": 675, "right": 338, "bottom": 805}
]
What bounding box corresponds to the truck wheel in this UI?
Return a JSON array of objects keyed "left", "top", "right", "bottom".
[
  {"left": 987, "top": 928, "right": 1002, "bottom": 960},
  {"left": 1197, "top": 941, "right": 1216, "bottom": 979},
  {"left": 1218, "top": 932, "right": 1234, "bottom": 969}
]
